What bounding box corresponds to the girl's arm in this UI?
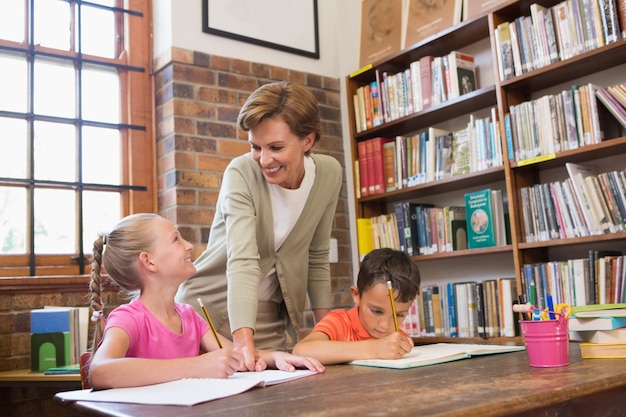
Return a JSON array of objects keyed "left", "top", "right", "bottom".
[{"left": 88, "top": 327, "right": 242, "bottom": 389}]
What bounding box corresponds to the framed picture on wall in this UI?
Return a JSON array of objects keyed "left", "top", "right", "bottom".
[{"left": 202, "top": 0, "right": 320, "bottom": 59}]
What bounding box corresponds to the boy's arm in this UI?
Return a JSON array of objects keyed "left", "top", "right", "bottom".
[{"left": 293, "top": 330, "right": 412, "bottom": 365}]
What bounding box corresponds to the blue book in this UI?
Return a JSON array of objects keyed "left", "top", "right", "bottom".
[
  {"left": 31, "top": 308, "right": 72, "bottom": 334},
  {"left": 446, "top": 282, "right": 458, "bottom": 337},
  {"left": 569, "top": 316, "right": 626, "bottom": 332}
]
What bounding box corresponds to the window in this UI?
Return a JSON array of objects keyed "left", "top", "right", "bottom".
[{"left": 0, "top": 0, "right": 154, "bottom": 277}]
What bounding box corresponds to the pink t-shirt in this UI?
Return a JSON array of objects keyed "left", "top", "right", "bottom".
[{"left": 104, "top": 299, "right": 209, "bottom": 359}]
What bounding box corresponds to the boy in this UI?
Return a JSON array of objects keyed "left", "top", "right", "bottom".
[{"left": 293, "top": 248, "right": 420, "bottom": 365}]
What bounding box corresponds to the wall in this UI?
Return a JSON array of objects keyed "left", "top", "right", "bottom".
[{"left": 153, "top": 0, "right": 363, "bottom": 275}]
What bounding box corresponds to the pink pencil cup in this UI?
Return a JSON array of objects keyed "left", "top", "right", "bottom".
[{"left": 519, "top": 316, "right": 569, "bottom": 367}]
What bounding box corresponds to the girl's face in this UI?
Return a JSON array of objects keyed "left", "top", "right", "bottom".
[
  {"left": 147, "top": 217, "right": 196, "bottom": 283},
  {"left": 249, "top": 116, "right": 314, "bottom": 190},
  {"left": 351, "top": 282, "right": 412, "bottom": 339}
]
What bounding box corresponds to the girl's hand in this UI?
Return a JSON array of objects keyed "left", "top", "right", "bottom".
[{"left": 198, "top": 348, "right": 242, "bottom": 378}]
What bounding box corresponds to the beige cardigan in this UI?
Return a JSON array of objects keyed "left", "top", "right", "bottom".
[{"left": 176, "top": 152, "right": 343, "bottom": 339}]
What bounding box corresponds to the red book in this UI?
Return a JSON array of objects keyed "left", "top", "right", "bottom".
[
  {"left": 357, "top": 140, "right": 370, "bottom": 197},
  {"left": 419, "top": 56, "right": 433, "bottom": 109},
  {"left": 368, "top": 137, "right": 395, "bottom": 195}
]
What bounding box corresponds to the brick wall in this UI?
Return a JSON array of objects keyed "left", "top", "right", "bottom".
[{"left": 153, "top": 47, "right": 354, "bottom": 320}]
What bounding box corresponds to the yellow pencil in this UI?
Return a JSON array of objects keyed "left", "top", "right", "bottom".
[
  {"left": 387, "top": 280, "right": 399, "bottom": 332},
  {"left": 197, "top": 298, "right": 222, "bottom": 349}
]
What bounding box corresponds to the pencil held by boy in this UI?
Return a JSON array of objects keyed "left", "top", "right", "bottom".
[
  {"left": 87, "top": 213, "right": 324, "bottom": 389},
  {"left": 293, "top": 248, "right": 420, "bottom": 365}
]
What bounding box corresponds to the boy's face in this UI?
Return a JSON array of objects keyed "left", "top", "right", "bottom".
[{"left": 351, "top": 282, "right": 413, "bottom": 339}]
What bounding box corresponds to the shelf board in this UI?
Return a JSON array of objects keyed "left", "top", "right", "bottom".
[
  {"left": 501, "top": 40, "right": 626, "bottom": 93},
  {"left": 358, "top": 165, "right": 506, "bottom": 203},
  {"left": 412, "top": 245, "right": 513, "bottom": 261},
  {"left": 510, "top": 136, "right": 626, "bottom": 170},
  {"left": 518, "top": 231, "right": 626, "bottom": 250}
]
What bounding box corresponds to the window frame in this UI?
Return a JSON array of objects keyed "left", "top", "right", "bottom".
[{"left": 0, "top": 0, "right": 155, "bottom": 281}]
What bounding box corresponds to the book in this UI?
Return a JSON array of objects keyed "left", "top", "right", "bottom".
[
  {"left": 349, "top": 343, "right": 525, "bottom": 369},
  {"left": 357, "top": 218, "right": 375, "bottom": 261},
  {"left": 447, "top": 50, "right": 476, "bottom": 99},
  {"left": 579, "top": 342, "right": 626, "bottom": 358},
  {"left": 568, "top": 316, "right": 626, "bottom": 331},
  {"left": 31, "top": 307, "right": 81, "bottom": 372},
  {"left": 565, "top": 162, "right": 607, "bottom": 235},
  {"left": 404, "top": 0, "right": 463, "bottom": 47},
  {"left": 44, "top": 364, "right": 81, "bottom": 375},
  {"left": 570, "top": 328, "right": 626, "bottom": 343},
  {"left": 465, "top": 189, "right": 496, "bottom": 249},
  {"left": 573, "top": 307, "right": 626, "bottom": 318},
  {"left": 464, "top": 0, "right": 511, "bottom": 20},
  {"left": 359, "top": 0, "right": 403, "bottom": 67},
  {"left": 55, "top": 369, "right": 317, "bottom": 406},
  {"left": 369, "top": 137, "right": 395, "bottom": 195}
]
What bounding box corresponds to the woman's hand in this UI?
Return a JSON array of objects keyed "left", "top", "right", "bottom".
[
  {"left": 261, "top": 351, "right": 326, "bottom": 374},
  {"left": 232, "top": 327, "right": 267, "bottom": 371}
]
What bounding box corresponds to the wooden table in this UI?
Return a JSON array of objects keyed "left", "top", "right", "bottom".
[
  {"left": 54, "top": 345, "right": 626, "bottom": 417},
  {"left": 0, "top": 368, "right": 81, "bottom": 388}
]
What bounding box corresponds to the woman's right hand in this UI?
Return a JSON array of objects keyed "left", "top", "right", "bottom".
[
  {"left": 232, "top": 327, "right": 267, "bottom": 371},
  {"left": 198, "top": 348, "right": 242, "bottom": 378}
]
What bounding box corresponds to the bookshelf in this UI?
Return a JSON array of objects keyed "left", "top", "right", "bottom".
[{"left": 346, "top": 0, "right": 626, "bottom": 343}]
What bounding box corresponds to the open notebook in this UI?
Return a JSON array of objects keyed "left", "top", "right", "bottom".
[
  {"left": 349, "top": 343, "right": 525, "bottom": 369},
  {"left": 54, "top": 369, "right": 317, "bottom": 406}
]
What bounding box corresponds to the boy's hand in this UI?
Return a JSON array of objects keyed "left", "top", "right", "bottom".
[{"left": 374, "top": 332, "right": 413, "bottom": 360}]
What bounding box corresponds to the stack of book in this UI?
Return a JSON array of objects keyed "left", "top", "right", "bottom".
[{"left": 569, "top": 304, "right": 626, "bottom": 358}]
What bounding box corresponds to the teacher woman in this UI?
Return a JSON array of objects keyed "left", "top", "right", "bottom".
[{"left": 176, "top": 81, "right": 343, "bottom": 371}]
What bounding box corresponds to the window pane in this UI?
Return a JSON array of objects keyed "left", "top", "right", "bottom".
[
  {"left": 82, "top": 127, "right": 121, "bottom": 184},
  {"left": 80, "top": 6, "right": 116, "bottom": 58},
  {"left": 0, "top": 1, "right": 25, "bottom": 42},
  {"left": 33, "top": 0, "right": 71, "bottom": 51},
  {"left": 0, "top": 187, "right": 27, "bottom": 254},
  {"left": 0, "top": 53, "right": 28, "bottom": 113},
  {"left": 34, "top": 188, "right": 75, "bottom": 253},
  {"left": 0, "top": 118, "right": 27, "bottom": 178},
  {"left": 83, "top": 191, "right": 120, "bottom": 253},
  {"left": 34, "top": 121, "right": 76, "bottom": 182},
  {"left": 34, "top": 58, "right": 76, "bottom": 118},
  {"left": 82, "top": 66, "right": 120, "bottom": 124}
]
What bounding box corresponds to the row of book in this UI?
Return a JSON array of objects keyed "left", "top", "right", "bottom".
[
  {"left": 402, "top": 278, "right": 519, "bottom": 339},
  {"left": 519, "top": 164, "right": 626, "bottom": 242},
  {"left": 505, "top": 83, "right": 606, "bottom": 162},
  {"left": 596, "top": 82, "right": 626, "bottom": 130},
  {"left": 356, "top": 189, "right": 509, "bottom": 259},
  {"left": 352, "top": 50, "right": 477, "bottom": 133},
  {"left": 30, "top": 306, "right": 89, "bottom": 372},
  {"left": 522, "top": 252, "right": 626, "bottom": 317},
  {"left": 494, "top": 0, "right": 624, "bottom": 82},
  {"left": 356, "top": 111, "right": 503, "bottom": 197}
]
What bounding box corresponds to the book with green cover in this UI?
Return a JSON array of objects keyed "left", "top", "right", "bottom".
[
  {"left": 348, "top": 343, "right": 525, "bottom": 369},
  {"left": 465, "top": 189, "right": 496, "bottom": 248}
]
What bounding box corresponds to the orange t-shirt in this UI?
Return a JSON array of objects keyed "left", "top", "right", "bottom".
[{"left": 311, "top": 306, "right": 371, "bottom": 341}]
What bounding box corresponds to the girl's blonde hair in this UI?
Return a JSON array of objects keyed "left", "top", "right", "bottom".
[{"left": 89, "top": 213, "right": 160, "bottom": 355}]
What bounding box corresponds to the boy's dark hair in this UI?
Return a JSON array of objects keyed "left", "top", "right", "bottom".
[{"left": 357, "top": 248, "right": 421, "bottom": 302}]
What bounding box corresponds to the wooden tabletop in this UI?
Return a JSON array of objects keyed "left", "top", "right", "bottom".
[
  {"left": 54, "top": 345, "right": 626, "bottom": 417},
  {"left": 0, "top": 368, "right": 81, "bottom": 388}
]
